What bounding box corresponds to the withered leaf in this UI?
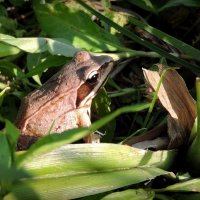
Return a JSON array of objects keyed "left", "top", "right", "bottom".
[{"left": 143, "top": 65, "right": 196, "bottom": 148}]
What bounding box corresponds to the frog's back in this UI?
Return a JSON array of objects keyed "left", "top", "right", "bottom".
[{"left": 15, "top": 61, "right": 79, "bottom": 129}]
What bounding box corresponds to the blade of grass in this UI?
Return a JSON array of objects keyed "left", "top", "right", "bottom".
[
  {"left": 90, "top": 103, "right": 150, "bottom": 132},
  {"left": 196, "top": 78, "right": 200, "bottom": 137},
  {"left": 76, "top": 0, "right": 200, "bottom": 73},
  {"left": 93, "top": 50, "right": 161, "bottom": 61},
  {"left": 129, "top": 17, "right": 200, "bottom": 61}
]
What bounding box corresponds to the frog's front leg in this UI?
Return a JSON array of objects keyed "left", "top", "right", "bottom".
[{"left": 77, "top": 107, "right": 100, "bottom": 143}]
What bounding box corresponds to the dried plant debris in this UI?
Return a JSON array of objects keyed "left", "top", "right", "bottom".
[
  {"left": 127, "top": 124, "right": 168, "bottom": 150},
  {"left": 143, "top": 64, "right": 196, "bottom": 149}
]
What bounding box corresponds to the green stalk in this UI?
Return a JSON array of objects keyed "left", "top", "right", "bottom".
[
  {"left": 93, "top": 50, "right": 160, "bottom": 61},
  {"left": 186, "top": 78, "right": 200, "bottom": 175},
  {"left": 196, "top": 78, "right": 200, "bottom": 136}
]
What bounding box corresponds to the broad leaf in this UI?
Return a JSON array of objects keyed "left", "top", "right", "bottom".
[
  {"left": 0, "top": 33, "right": 78, "bottom": 57},
  {"left": 33, "top": 1, "right": 122, "bottom": 52},
  {"left": 4, "top": 167, "right": 168, "bottom": 200},
  {"left": 19, "top": 144, "right": 176, "bottom": 178}
]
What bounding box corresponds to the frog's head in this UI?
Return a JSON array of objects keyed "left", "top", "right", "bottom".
[{"left": 73, "top": 51, "right": 113, "bottom": 107}]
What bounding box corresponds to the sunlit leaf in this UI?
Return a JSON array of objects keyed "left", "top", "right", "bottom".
[
  {"left": 159, "top": 178, "right": 200, "bottom": 192},
  {"left": 33, "top": 1, "right": 122, "bottom": 52},
  {"left": 0, "top": 87, "right": 10, "bottom": 107},
  {"left": 0, "top": 33, "right": 78, "bottom": 57},
  {"left": 5, "top": 166, "right": 169, "bottom": 200},
  {"left": 19, "top": 144, "right": 176, "bottom": 178},
  {"left": 0, "top": 42, "right": 20, "bottom": 57}
]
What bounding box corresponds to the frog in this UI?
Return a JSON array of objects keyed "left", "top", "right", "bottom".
[{"left": 15, "top": 51, "right": 113, "bottom": 150}]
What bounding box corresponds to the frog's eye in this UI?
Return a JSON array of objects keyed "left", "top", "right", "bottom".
[{"left": 86, "top": 71, "right": 99, "bottom": 85}]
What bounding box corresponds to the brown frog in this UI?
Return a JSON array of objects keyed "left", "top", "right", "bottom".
[{"left": 16, "top": 51, "right": 113, "bottom": 150}]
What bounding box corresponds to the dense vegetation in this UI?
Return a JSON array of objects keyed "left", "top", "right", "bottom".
[{"left": 0, "top": 0, "right": 200, "bottom": 199}]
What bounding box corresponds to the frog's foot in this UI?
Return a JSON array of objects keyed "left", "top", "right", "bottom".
[
  {"left": 17, "top": 135, "right": 39, "bottom": 151},
  {"left": 84, "top": 133, "right": 101, "bottom": 143}
]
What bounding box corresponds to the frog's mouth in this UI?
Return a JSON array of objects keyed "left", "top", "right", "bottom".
[{"left": 76, "top": 62, "right": 113, "bottom": 108}]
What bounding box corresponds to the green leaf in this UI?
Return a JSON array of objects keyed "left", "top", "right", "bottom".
[
  {"left": 172, "top": 193, "right": 200, "bottom": 200},
  {"left": 108, "top": 87, "right": 140, "bottom": 98},
  {"left": 16, "top": 127, "right": 90, "bottom": 166},
  {"left": 18, "top": 144, "right": 176, "bottom": 178},
  {"left": 186, "top": 78, "right": 200, "bottom": 176},
  {"left": 8, "top": 0, "right": 26, "bottom": 6},
  {"left": 33, "top": 1, "right": 122, "bottom": 52},
  {"left": 159, "top": 0, "right": 200, "bottom": 11},
  {"left": 76, "top": 0, "right": 200, "bottom": 73},
  {"left": 27, "top": 53, "right": 42, "bottom": 85},
  {"left": 13, "top": 118, "right": 175, "bottom": 200},
  {"left": 92, "top": 88, "right": 115, "bottom": 142},
  {"left": 128, "top": 0, "right": 200, "bottom": 13},
  {"left": 0, "top": 33, "right": 78, "bottom": 57},
  {"left": 0, "top": 60, "right": 24, "bottom": 78},
  {"left": 0, "top": 42, "right": 20, "bottom": 57},
  {"left": 0, "top": 132, "right": 11, "bottom": 169},
  {"left": 0, "top": 130, "right": 12, "bottom": 193},
  {"left": 4, "top": 167, "right": 168, "bottom": 200},
  {"left": 24, "top": 55, "right": 68, "bottom": 78},
  {"left": 101, "top": 189, "right": 155, "bottom": 200},
  {"left": 5, "top": 120, "right": 20, "bottom": 153},
  {"left": 158, "top": 178, "right": 200, "bottom": 192},
  {"left": 90, "top": 103, "right": 150, "bottom": 132},
  {"left": 127, "top": 0, "right": 158, "bottom": 14},
  {"left": 0, "top": 16, "right": 17, "bottom": 35},
  {"left": 0, "top": 87, "right": 10, "bottom": 107}
]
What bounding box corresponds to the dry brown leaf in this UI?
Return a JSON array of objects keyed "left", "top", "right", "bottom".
[
  {"left": 143, "top": 65, "right": 196, "bottom": 148},
  {"left": 125, "top": 123, "right": 167, "bottom": 148}
]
